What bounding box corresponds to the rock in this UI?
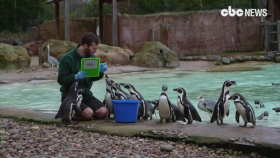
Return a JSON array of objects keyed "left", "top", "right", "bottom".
[
  {"left": 252, "top": 56, "right": 259, "bottom": 61},
  {"left": 192, "top": 56, "right": 200, "bottom": 61},
  {"left": 229, "top": 57, "right": 236, "bottom": 63},
  {"left": 200, "top": 56, "right": 207, "bottom": 61},
  {"left": 275, "top": 56, "right": 280, "bottom": 62},
  {"left": 259, "top": 55, "right": 265, "bottom": 61},
  {"left": 207, "top": 55, "right": 220, "bottom": 61},
  {"left": 22, "top": 41, "right": 40, "bottom": 55},
  {"left": 243, "top": 56, "right": 252, "bottom": 61},
  {"left": 215, "top": 60, "right": 223, "bottom": 65},
  {"left": 160, "top": 144, "right": 173, "bottom": 152},
  {"left": 40, "top": 39, "right": 134, "bottom": 66},
  {"left": 202, "top": 146, "right": 208, "bottom": 151},
  {"left": 185, "top": 56, "right": 193, "bottom": 61},
  {"left": 235, "top": 56, "right": 244, "bottom": 62},
  {"left": 265, "top": 53, "right": 276, "bottom": 60},
  {"left": 31, "top": 126, "right": 40, "bottom": 130},
  {"left": 251, "top": 152, "right": 257, "bottom": 158},
  {"left": 264, "top": 56, "right": 272, "bottom": 61},
  {"left": 229, "top": 138, "right": 236, "bottom": 142},
  {"left": 0, "top": 43, "right": 31, "bottom": 69},
  {"left": 131, "top": 42, "right": 179, "bottom": 68},
  {"left": 179, "top": 55, "right": 185, "bottom": 60},
  {"left": 42, "top": 62, "right": 52, "bottom": 68},
  {"left": 222, "top": 57, "right": 230, "bottom": 65}
]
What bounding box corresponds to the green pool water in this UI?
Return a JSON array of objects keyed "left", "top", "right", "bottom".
[{"left": 1, "top": 64, "right": 279, "bottom": 128}]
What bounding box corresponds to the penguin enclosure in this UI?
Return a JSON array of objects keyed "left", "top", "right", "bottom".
[{"left": 0, "top": 64, "right": 280, "bottom": 128}]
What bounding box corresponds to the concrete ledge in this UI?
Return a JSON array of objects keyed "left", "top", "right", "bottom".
[{"left": 1, "top": 106, "right": 280, "bottom": 155}]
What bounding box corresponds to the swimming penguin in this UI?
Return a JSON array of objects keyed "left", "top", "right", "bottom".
[
  {"left": 254, "top": 100, "right": 265, "bottom": 108},
  {"left": 272, "top": 83, "right": 280, "bottom": 86},
  {"left": 228, "top": 93, "right": 256, "bottom": 128},
  {"left": 210, "top": 80, "right": 237, "bottom": 125},
  {"left": 55, "top": 81, "right": 84, "bottom": 125},
  {"left": 194, "top": 96, "right": 216, "bottom": 119},
  {"left": 111, "top": 82, "right": 133, "bottom": 100},
  {"left": 120, "top": 83, "right": 149, "bottom": 120},
  {"left": 257, "top": 111, "right": 269, "bottom": 120},
  {"left": 103, "top": 75, "right": 115, "bottom": 119},
  {"left": 152, "top": 99, "right": 185, "bottom": 122},
  {"left": 154, "top": 85, "right": 175, "bottom": 123},
  {"left": 272, "top": 107, "right": 280, "bottom": 115},
  {"left": 173, "top": 87, "right": 202, "bottom": 124}
]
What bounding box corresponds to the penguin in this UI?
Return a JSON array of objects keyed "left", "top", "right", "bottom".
[
  {"left": 254, "top": 100, "right": 265, "bottom": 108},
  {"left": 194, "top": 96, "right": 216, "bottom": 119},
  {"left": 173, "top": 87, "right": 202, "bottom": 124},
  {"left": 120, "top": 83, "right": 149, "bottom": 120},
  {"left": 272, "top": 83, "right": 280, "bottom": 86},
  {"left": 228, "top": 93, "right": 256, "bottom": 128},
  {"left": 272, "top": 107, "right": 280, "bottom": 115},
  {"left": 111, "top": 82, "right": 133, "bottom": 100},
  {"left": 153, "top": 85, "right": 175, "bottom": 123},
  {"left": 103, "top": 74, "right": 115, "bottom": 119},
  {"left": 210, "top": 80, "right": 237, "bottom": 125},
  {"left": 151, "top": 99, "right": 185, "bottom": 122},
  {"left": 257, "top": 111, "right": 269, "bottom": 120},
  {"left": 55, "top": 81, "right": 84, "bottom": 125},
  {"left": 145, "top": 100, "right": 154, "bottom": 120}
]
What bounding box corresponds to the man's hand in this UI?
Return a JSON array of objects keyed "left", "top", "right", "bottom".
[
  {"left": 100, "top": 63, "right": 107, "bottom": 73},
  {"left": 75, "top": 71, "right": 87, "bottom": 80}
]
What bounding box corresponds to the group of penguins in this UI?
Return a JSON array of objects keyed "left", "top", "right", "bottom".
[
  {"left": 55, "top": 74, "right": 280, "bottom": 126},
  {"left": 103, "top": 75, "right": 280, "bottom": 128}
]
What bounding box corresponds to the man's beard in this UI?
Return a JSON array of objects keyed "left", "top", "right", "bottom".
[{"left": 84, "top": 48, "right": 91, "bottom": 58}]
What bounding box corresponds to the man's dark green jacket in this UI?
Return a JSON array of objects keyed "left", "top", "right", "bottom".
[{"left": 57, "top": 44, "right": 104, "bottom": 100}]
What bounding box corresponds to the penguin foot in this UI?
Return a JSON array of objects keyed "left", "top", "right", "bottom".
[{"left": 249, "top": 125, "right": 255, "bottom": 128}]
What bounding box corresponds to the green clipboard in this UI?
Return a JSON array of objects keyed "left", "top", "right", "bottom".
[{"left": 81, "top": 58, "right": 100, "bottom": 77}]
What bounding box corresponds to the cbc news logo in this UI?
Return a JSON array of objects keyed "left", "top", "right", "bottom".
[{"left": 221, "top": 6, "right": 267, "bottom": 17}]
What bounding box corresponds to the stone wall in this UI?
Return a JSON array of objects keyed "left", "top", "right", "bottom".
[
  {"left": 38, "top": 18, "right": 99, "bottom": 43},
  {"left": 119, "top": 10, "right": 262, "bottom": 55},
  {"left": 38, "top": 10, "right": 262, "bottom": 55}
]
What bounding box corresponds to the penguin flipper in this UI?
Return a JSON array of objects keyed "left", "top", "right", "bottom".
[
  {"left": 210, "top": 103, "right": 219, "bottom": 123},
  {"left": 226, "top": 109, "right": 229, "bottom": 116},
  {"left": 72, "top": 104, "right": 81, "bottom": 116},
  {"left": 55, "top": 103, "right": 65, "bottom": 119},
  {"left": 170, "top": 103, "right": 185, "bottom": 122},
  {"left": 152, "top": 101, "right": 159, "bottom": 114},
  {"left": 189, "top": 105, "right": 202, "bottom": 122},
  {"left": 235, "top": 110, "right": 240, "bottom": 123},
  {"left": 245, "top": 106, "right": 255, "bottom": 123},
  {"left": 184, "top": 105, "right": 192, "bottom": 123},
  {"left": 103, "top": 99, "right": 106, "bottom": 106}
]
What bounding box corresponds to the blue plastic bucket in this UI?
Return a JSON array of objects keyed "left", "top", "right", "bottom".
[{"left": 112, "top": 100, "right": 140, "bottom": 123}]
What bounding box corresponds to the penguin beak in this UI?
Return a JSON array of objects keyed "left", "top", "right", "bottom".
[
  {"left": 194, "top": 98, "right": 199, "bottom": 100},
  {"left": 231, "top": 81, "right": 237, "bottom": 85},
  {"left": 119, "top": 83, "right": 125, "bottom": 86},
  {"left": 105, "top": 74, "right": 108, "bottom": 78},
  {"left": 228, "top": 96, "right": 233, "bottom": 100},
  {"left": 173, "top": 88, "right": 178, "bottom": 92}
]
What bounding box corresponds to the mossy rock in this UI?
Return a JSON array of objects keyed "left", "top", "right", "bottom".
[
  {"left": 0, "top": 43, "right": 31, "bottom": 69},
  {"left": 41, "top": 39, "right": 134, "bottom": 65},
  {"left": 131, "top": 42, "right": 179, "bottom": 68}
]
